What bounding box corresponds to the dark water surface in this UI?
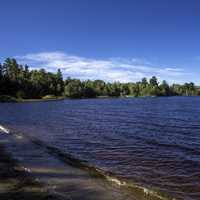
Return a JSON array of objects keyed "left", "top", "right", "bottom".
[{"left": 0, "top": 97, "right": 200, "bottom": 200}]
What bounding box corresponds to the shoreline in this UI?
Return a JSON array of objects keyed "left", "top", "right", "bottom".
[
  {"left": 0, "top": 95, "right": 65, "bottom": 103},
  {"left": 0, "top": 94, "right": 198, "bottom": 103},
  {"left": 0, "top": 124, "right": 174, "bottom": 200},
  {"left": 20, "top": 97, "right": 65, "bottom": 103},
  {"left": 0, "top": 144, "right": 59, "bottom": 200}
]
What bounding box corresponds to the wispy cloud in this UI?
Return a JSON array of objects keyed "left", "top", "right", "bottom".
[{"left": 16, "top": 52, "right": 189, "bottom": 83}]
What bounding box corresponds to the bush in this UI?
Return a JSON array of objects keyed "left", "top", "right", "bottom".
[{"left": 16, "top": 90, "right": 26, "bottom": 99}]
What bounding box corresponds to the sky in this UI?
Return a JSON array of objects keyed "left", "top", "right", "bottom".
[{"left": 0, "top": 0, "right": 200, "bottom": 83}]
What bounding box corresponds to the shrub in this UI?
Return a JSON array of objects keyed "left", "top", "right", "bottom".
[{"left": 16, "top": 90, "right": 26, "bottom": 99}]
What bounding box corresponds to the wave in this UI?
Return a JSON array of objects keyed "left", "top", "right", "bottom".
[
  {"left": 0, "top": 124, "right": 176, "bottom": 200},
  {"left": 0, "top": 125, "right": 10, "bottom": 134}
]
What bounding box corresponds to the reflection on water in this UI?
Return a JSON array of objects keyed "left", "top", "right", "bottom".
[{"left": 0, "top": 97, "right": 200, "bottom": 200}]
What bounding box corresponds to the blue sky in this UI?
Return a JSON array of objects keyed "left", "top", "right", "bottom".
[{"left": 0, "top": 0, "right": 200, "bottom": 83}]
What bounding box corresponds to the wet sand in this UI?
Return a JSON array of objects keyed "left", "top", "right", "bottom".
[{"left": 0, "top": 145, "right": 60, "bottom": 200}]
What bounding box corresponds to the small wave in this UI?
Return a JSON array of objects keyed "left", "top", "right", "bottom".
[
  {"left": 27, "top": 136, "right": 178, "bottom": 200},
  {"left": 0, "top": 124, "right": 10, "bottom": 134},
  {"left": 105, "top": 175, "right": 175, "bottom": 200}
]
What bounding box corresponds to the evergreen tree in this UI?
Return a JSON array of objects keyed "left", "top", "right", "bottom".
[{"left": 0, "top": 58, "right": 199, "bottom": 100}]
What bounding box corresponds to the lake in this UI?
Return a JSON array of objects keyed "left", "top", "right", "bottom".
[{"left": 0, "top": 97, "right": 199, "bottom": 200}]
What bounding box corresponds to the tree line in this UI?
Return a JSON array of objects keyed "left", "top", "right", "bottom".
[{"left": 0, "top": 58, "right": 199, "bottom": 99}]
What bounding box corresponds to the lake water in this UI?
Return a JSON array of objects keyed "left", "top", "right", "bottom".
[{"left": 0, "top": 97, "right": 199, "bottom": 200}]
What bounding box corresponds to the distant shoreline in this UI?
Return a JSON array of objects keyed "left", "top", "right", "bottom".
[
  {"left": 20, "top": 97, "right": 65, "bottom": 103},
  {"left": 0, "top": 94, "right": 199, "bottom": 103},
  {"left": 1, "top": 58, "right": 200, "bottom": 102},
  {"left": 0, "top": 95, "right": 65, "bottom": 103}
]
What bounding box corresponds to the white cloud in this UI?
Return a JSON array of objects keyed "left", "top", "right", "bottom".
[{"left": 16, "top": 51, "right": 189, "bottom": 83}]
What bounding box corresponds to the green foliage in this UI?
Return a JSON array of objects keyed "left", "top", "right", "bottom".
[
  {"left": 0, "top": 58, "right": 64, "bottom": 99},
  {"left": 82, "top": 80, "right": 97, "bottom": 98},
  {"left": 106, "top": 82, "right": 121, "bottom": 97},
  {"left": 0, "top": 58, "right": 199, "bottom": 100},
  {"left": 93, "top": 80, "right": 106, "bottom": 96},
  {"left": 16, "top": 90, "right": 26, "bottom": 99},
  {"left": 64, "top": 79, "right": 83, "bottom": 98},
  {"left": 149, "top": 76, "right": 158, "bottom": 86}
]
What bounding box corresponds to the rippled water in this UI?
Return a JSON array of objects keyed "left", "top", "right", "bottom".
[{"left": 0, "top": 97, "right": 200, "bottom": 200}]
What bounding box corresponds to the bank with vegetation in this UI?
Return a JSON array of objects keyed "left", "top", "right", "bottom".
[{"left": 0, "top": 58, "right": 200, "bottom": 102}]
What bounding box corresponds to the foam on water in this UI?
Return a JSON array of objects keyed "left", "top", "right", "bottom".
[{"left": 0, "top": 125, "right": 10, "bottom": 134}]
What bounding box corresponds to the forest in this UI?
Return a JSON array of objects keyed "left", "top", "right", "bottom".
[{"left": 0, "top": 58, "right": 199, "bottom": 101}]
